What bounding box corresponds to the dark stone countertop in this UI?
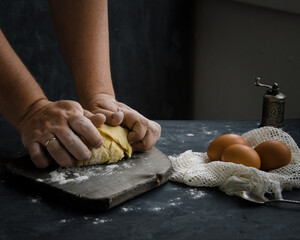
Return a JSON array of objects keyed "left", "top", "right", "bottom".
[{"left": 0, "top": 118, "right": 299, "bottom": 240}]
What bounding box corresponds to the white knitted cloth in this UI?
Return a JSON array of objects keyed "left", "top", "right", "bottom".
[{"left": 169, "top": 127, "right": 300, "bottom": 199}]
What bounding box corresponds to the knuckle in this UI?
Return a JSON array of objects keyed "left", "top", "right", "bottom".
[
  {"left": 150, "top": 122, "right": 161, "bottom": 136},
  {"left": 56, "top": 101, "right": 82, "bottom": 117},
  {"left": 29, "top": 129, "right": 44, "bottom": 143},
  {"left": 31, "top": 156, "right": 48, "bottom": 169},
  {"left": 90, "top": 137, "right": 102, "bottom": 148},
  {"left": 135, "top": 132, "right": 144, "bottom": 141},
  {"left": 30, "top": 150, "right": 40, "bottom": 160},
  {"left": 32, "top": 129, "right": 41, "bottom": 137},
  {"left": 36, "top": 162, "right": 49, "bottom": 169},
  {"left": 155, "top": 126, "right": 161, "bottom": 137},
  {"left": 143, "top": 141, "right": 152, "bottom": 150},
  {"left": 139, "top": 117, "right": 148, "bottom": 127},
  {"left": 77, "top": 150, "right": 92, "bottom": 162},
  {"left": 78, "top": 118, "right": 88, "bottom": 130},
  {"left": 72, "top": 117, "right": 88, "bottom": 131},
  {"left": 47, "top": 143, "right": 59, "bottom": 154},
  {"left": 156, "top": 123, "right": 162, "bottom": 132},
  {"left": 60, "top": 160, "right": 75, "bottom": 168},
  {"left": 56, "top": 100, "right": 73, "bottom": 108},
  {"left": 63, "top": 133, "right": 76, "bottom": 148}
]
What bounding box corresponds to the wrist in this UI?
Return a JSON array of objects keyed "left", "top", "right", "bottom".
[
  {"left": 78, "top": 92, "right": 116, "bottom": 110},
  {"left": 74, "top": 75, "right": 115, "bottom": 108},
  {"left": 16, "top": 98, "right": 50, "bottom": 133}
]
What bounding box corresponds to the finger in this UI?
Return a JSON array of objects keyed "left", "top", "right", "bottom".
[
  {"left": 90, "top": 113, "right": 106, "bottom": 128},
  {"left": 54, "top": 128, "right": 92, "bottom": 161},
  {"left": 131, "top": 130, "right": 154, "bottom": 151},
  {"left": 46, "top": 137, "right": 77, "bottom": 168},
  {"left": 107, "top": 111, "right": 124, "bottom": 126},
  {"left": 131, "top": 121, "right": 161, "bottom": 151},
  {"left": 84, "top": 110, "right": 106, "bottom": 128},
  {"left": 127, "top": 120, "right": 148, "bottom": 145},
  {"left": 121, "top": 111, "right": 148, "bottom": 144},
  {"left": 28, "top": 142, "right": 53, "bottom": 169},
  {"left": 68, "top": 116, "right": 103, "bottom": 148},
  {"left": 90, "top": 107, "right": 124, "bottom": 126},
  {"left": 83, "top": 109, "right": 93, "bottom": 118}
]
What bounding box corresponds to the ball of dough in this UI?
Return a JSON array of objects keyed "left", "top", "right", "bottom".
[{"left": 77, "top": 124, "right": 132, "bottom": 166}]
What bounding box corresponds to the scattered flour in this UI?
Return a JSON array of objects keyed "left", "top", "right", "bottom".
[
  {"left": 36, "top": 158, "right": 136, "bottom": 185},
  {"left": 121, "top": 206, "right": 134, "bottom": 212},
  {"left": 201, "top": 126, "right": 219, "bottom": 136},
  {"left": 82, "top": 216, "right": 112, "bottom": 224},
  {"left": 106, "top": 165, "right": 119, "bottom": 170},
  {"left": 50, "top": 171, "right": 68, "bottom": 184},
  {"left": 74, "top": 175, "right": 89, "bottom": 181},
  {"left": 121, "top": 206, "right": 142, "bottom": 213},
  {"left": 93, "top": 218, "right": 111, "bottom": 224},
  {"left": 58, "top": 218, "right": 74, "bottom": 224},
  {"left": 29, "top": 196, "right": 42, "bottom": 204},
  {"left": 45, "top": 165, "right": 111, "bottom": 185},
  {"left": 186, "top": 133, "right": 194, "bottom": 137},
  {"left": 151, "top": 207, "right": 163, "bottom": 212},
  {"left": 122, "top": 163, "right": 134, "bottom": 169},
  {"left": 168, "top": 198, "right": 183, "bottom": 207},
  {"left": 31, "top": 199, "right": 38, "bottom": 203},
  {"left": 187, "top": 188, "right": 206, "bottom": 199}
]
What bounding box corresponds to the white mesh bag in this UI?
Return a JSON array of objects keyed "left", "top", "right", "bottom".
[{"left": 169, "top": 127, "right": 300, "bottom": 199}]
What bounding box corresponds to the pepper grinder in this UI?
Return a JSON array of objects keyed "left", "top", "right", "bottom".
[{"left": 254, "top": 77, "right": 286, "bottom": 128}]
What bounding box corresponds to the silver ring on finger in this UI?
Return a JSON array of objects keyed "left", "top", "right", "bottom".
[{"left": 45, "top": 137, "right": 57, "bottom": 147}]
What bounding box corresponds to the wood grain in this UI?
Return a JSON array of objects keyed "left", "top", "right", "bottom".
[{"left": 6, "top": 146, "right": 171, "bottom": 210}]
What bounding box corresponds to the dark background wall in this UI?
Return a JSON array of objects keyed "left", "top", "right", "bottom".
[
  {"left": 108, "top": 1, "right": 193, "bottom": 120},
  {"left": 0, "top": 0, "right": 192, "bottom": 121},
  {"left": 192, "top": 0, "right": 300, "bottom": 120},
  {"left": 0, "top": 0, "right": 299, "bottom": 124}
]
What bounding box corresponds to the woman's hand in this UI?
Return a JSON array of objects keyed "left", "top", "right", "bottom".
[
  {"left": 17, "top": 99, "right": 105, "bottom": 168},
  {"left": 82, "top": 94, "right": 161, "bottom": 151}
]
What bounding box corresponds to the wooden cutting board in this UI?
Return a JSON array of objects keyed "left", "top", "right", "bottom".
[{"left": 6, "top": 146, "right": 171, "bottom": 211}]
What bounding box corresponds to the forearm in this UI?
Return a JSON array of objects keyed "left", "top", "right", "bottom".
[
  {"left": 49, "top": 0, "right": 115, "bottom": 108},
  {"left": 0, "top": 29, "right": 47, "bottom": 130}
]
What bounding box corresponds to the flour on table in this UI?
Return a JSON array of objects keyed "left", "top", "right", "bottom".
[
  {"left": 122, "top": 162, "right": 134, "bottom": 169},
  {"left": 187, "top": 188, "right": 206, "bottom": 199},
  {"left": 186, "top": 133, "right": 194, "bottom": 137},
  {"left": 50, "top": 171, "right": 68, "bottom": 183},
  {"left": 93, "top": 218, "right": 112, "bottom": 224},
  {"left": 121, "top": 206, "right": 134, "bottom": 212},
  {"left": 41, "top": 158, "right": 133, "bottom": 185},
  {"left": 150, "top": 207, "right": 164, "bottom": 212},
  {"left": 45, "top": 165, "right": 109, "bottom": 185},
  {"left": 168, "top": 197, "right": 183, "bottom": 207}
]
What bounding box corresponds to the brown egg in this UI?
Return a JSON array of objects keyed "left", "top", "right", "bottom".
[
  {"left": 221, "top": 144, "right": 261, "bottom": 169},
  {"left": 254, "top": 140, "right": 291, "bottom": 171},
  {"left": 207, "top": 134, "right": 248, "bottom": 161}
]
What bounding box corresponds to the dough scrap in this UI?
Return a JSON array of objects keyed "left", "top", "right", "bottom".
[{"left": 77, "top": 124, "right": 132, "bottom": 166}]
